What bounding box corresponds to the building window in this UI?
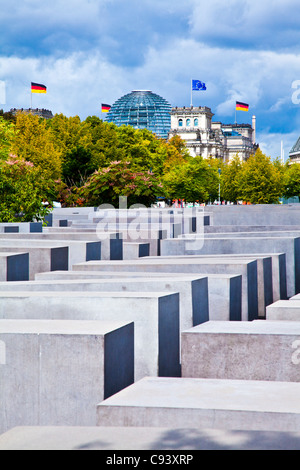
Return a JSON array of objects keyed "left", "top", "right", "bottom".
[
  {"left": 194, "top": 118, "right": 199, "bottom": 126},
  {"left": 186, "top": 118, "right": 191, "bottom": 127},
  {"left": 178, "top": 119, "right": 183, "bottom": 127}
]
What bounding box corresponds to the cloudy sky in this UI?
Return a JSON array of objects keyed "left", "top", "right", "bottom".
[{"left": 1, "top": 0, "right": 300, "bottom": 159}]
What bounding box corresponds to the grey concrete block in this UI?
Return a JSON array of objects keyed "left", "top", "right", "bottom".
[
  {"left": 0, "top": 238, "right": 101, "bottom": 269},
  {"left": 0, "top": 276, "right": 209, "bottom": 334},
  {"left": 34, "top": 271, "right": 241, "bottom": 323},
  {"left": 266, "top": 300, "right": 300, "bottom": 321},
  {"left": 0, "top": 319, "right": 134, "bottom": 433},
  {"left": 161, "top": 236, "right": 299, "bottom": 298},
  {"left": 0, "top": 232, "right": 122, "bottom": 262},
  {"left": 0, "top": 246, "right": 68, "bottom": 280},
  {"left": 181, "top": 321, "right": 300, "bottom": 382},
  {"left": 71, "top": 258, "right": 258, "bottom": 321},
  {"left": 0, "top": 291, "right": 180, "bottom": 380},
  {"left": 155, "top": 254, "right": 274, "bottom": 318},
  {"left": 123, "top": 242, "right": 150, "bottom": 259},
  {"left": 97, "top": 376, "right": 300, "bottom": 432}
]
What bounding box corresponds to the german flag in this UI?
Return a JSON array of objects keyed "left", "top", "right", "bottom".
[
  {"left": 101, "top": 103, "right": 111, "bottom": 113},
  {"left": 31, "top": 82, "right": 47, "bottom": 94},
  {"left": 236, "top": 101, "right": 249, "bottom": 111}
]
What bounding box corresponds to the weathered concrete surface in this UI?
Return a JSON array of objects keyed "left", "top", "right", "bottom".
[
  {"left": 1, "top": 426, "right": 300, "bottom": 450},
  {"left": 0, "top": 276, "right": 209, "bottom": 334},
  {"left": 0, "top": 238, "right": 101, "bottom": 269},
  {"left": 0, "top": 291, "right": 180, "bottom": 380},
  {"left": 266, "top": 300, "right": 300, "bottom": 321},
  {"left": 72, "top": 258, "right": 258, "bottom": 321},
  {"left": 181, "top": 321, "right": 300, "bottom": 382},
  {"left": 97, "top": 376, "right": 300, "bottom": 432},
  {"left": 152, "top": 254, "right": 274, "bottom": 318},
  {"left": 0, "top": 232, "right": 122, "bottom": 261},
  {"left": 0, "top": 246, "right": 68, "bottom": 280},
  {"left": 34, "top": 271, "right": 242, "bottom": 323},
  {"left": 161, "top": 236, "right": 299, "bottom": 298},
  {"left": 0, "top": 319, "right": 134, "bottom": 433},
  {"left": 159, "top": 252, "right": 287, "bottom": 302}
]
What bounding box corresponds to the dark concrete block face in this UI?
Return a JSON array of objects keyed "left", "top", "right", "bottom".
[
  {"left": 158, "top": 293, "right": 181, "bottom": 378},
  {"left": 59, "top": 220, "right": 68, "bottom": 227},
  {"left": 6, "top": 253, "right": 29, "bottom": 281},
  {"left": 51, "top": 247, "right": 69, "bottom": 272},
  {"left": 4, "top": 226, "right": 19, "bottom": 233},
  {"left": 138, "top": 244, "right": 150, "bottom": 258},
  {"left": 192, "top": 278, "right": 209, "bottom": 326},
  {"left": 279, "top": 253, "right": 288, "bottom": 300},
  {"left": 263, "top": 257, "right": 273, "bottom": 308},
  {"left": 104, "top": 323, "right": 135, "bottom": 400},
  {"left": 86, "top": 242, "right": 101, "bottom": 262},
  {"left": 30, "top": 222, "right": 43, "bottom": 233},
  {"left": 295, "top": 238, "right": 300, "bottom": 294},
  {"left": 230, "top": 276, "right": 242, "bottom": 321},
  {"left": 247, "top": 261, "right": 259, "bottom": 321},
  {"left": 110, "top": 237, "right": 123, "bottom": 260}
]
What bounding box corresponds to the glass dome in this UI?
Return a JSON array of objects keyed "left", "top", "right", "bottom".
[{"left": 105, "top": 90, "right": 172, "bottom": 139}]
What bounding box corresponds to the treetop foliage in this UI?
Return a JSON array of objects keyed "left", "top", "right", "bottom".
[{"left": 0, "top": 109, "right": 300, "bottom": 221}]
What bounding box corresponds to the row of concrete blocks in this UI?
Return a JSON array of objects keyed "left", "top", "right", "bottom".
[
  {"left": 0, "top": 248, "right": 295, "bottom": 435},
  {"left": 1, "top": 209, "right": 300, "bottom": 448}
]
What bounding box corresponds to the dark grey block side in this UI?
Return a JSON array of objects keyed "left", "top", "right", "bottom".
[
  {"left": 295, "top": 238, "right": 300, "bottom": 295},
  {"left": 51, "top": 247, "right": 69, "bottom": 271},
  {"left": 6, "top": 253, "right": 29, "bottom": 281},
  {"left": 191, "top": 278, "right": 209, "bottom": 326},
  {"left": 158, "top": 293, "right": 181, "bottom": 378},
  {"left": 230, "top": 276, "right": 242, "bottom": 321},
  {"left": 247, "top": 261, "right": 259, "bottom": 321},
  {"left": 263, "top": 257, "right": 273, "bottom": 309},
  {"left": 86, "top": 242, "right": 101, "bottom": 261},
  {"left": 104, "top": 323, "right": 135, "bottom": 400},
  {"left": 110, "top": 235, "right": 123, "bottom": 260},
  {"left": 30, "top": 222, "right": 43, "bottom": 233},
  {"left": 4, "top": 226, "right": 19, "bottom": 233},
  {"left": 59, "top": 220, "right": 68, "bottom": 227},
  {"left": 138, "top": 244, "right": 150, "bottom": 258},
  {"left": 279, "top": 253, "right": 288, "bottom": 300},
  {"left": 44, "top": 214, "right": 53, "bottom": 227}
]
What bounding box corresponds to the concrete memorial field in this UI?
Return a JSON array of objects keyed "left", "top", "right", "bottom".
[{"left": 1, "top": 204, "right": 300, "bottom": 450}]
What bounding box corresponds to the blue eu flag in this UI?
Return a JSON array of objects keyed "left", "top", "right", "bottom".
[{"left": 192, "top": 80, "right": 206, "bottom": 91}]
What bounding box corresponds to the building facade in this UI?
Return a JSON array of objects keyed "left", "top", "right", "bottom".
[
  {"left": 289, "top": 137, "right": 300, "bottom": 163},
  {"left": 169, "top": 106, "right": 258, "bottom": 162}
]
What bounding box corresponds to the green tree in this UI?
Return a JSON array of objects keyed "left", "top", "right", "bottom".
[
  {"left": 10, "top": 112, "right": 62, "bottom": 181},
  {"left": 0, "top": 154, "right": 52, "bottom": 222},
  {"left": 284, "top": 162, "right": 300, "bottom": 199},
  {"left": 163, "top": 156, "right": 218, "bottom": 203},
  {"left": 0, "top": 117, "right": 15, "bottom": 160},
  {"left": 80, "top": 160, "right": 163, "bottom": 207},
  {"left": 221, "top": 154, "right": 244, "bottom": 203},
  {"left": 238, "top": 149, "right": 284, "bottom": 204}
]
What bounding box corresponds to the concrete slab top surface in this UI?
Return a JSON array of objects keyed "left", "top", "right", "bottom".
[
  {"left": 0, "top": 276, "right": 208, "bottom": 288},
  {"left": 0, "top": 290, "right": 175, "bottom": 299},
  {"left": 183, "top": 320, "right": 300, "bottom": 335},
  {"left": 1, "top": 426, "right": 300, "bottom": 450},
  {"left": 35, "top": 271, "right": 237, "bottom": 280},
  {"left": 75, "top": 258, "right": 255, "bottom": 266},
  {"left": 0, "top": 319, "right": 132, "bottom": 335},
  {"left": 98, "top": 377, "right": 300, "bottom": 413},
  {"left": 268, "top": 300, "right": 300, "bottom": 309}
]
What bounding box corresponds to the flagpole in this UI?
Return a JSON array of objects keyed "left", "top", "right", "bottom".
[{"left": 191, "top": 79, "right": 193, "bottom": 107}]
